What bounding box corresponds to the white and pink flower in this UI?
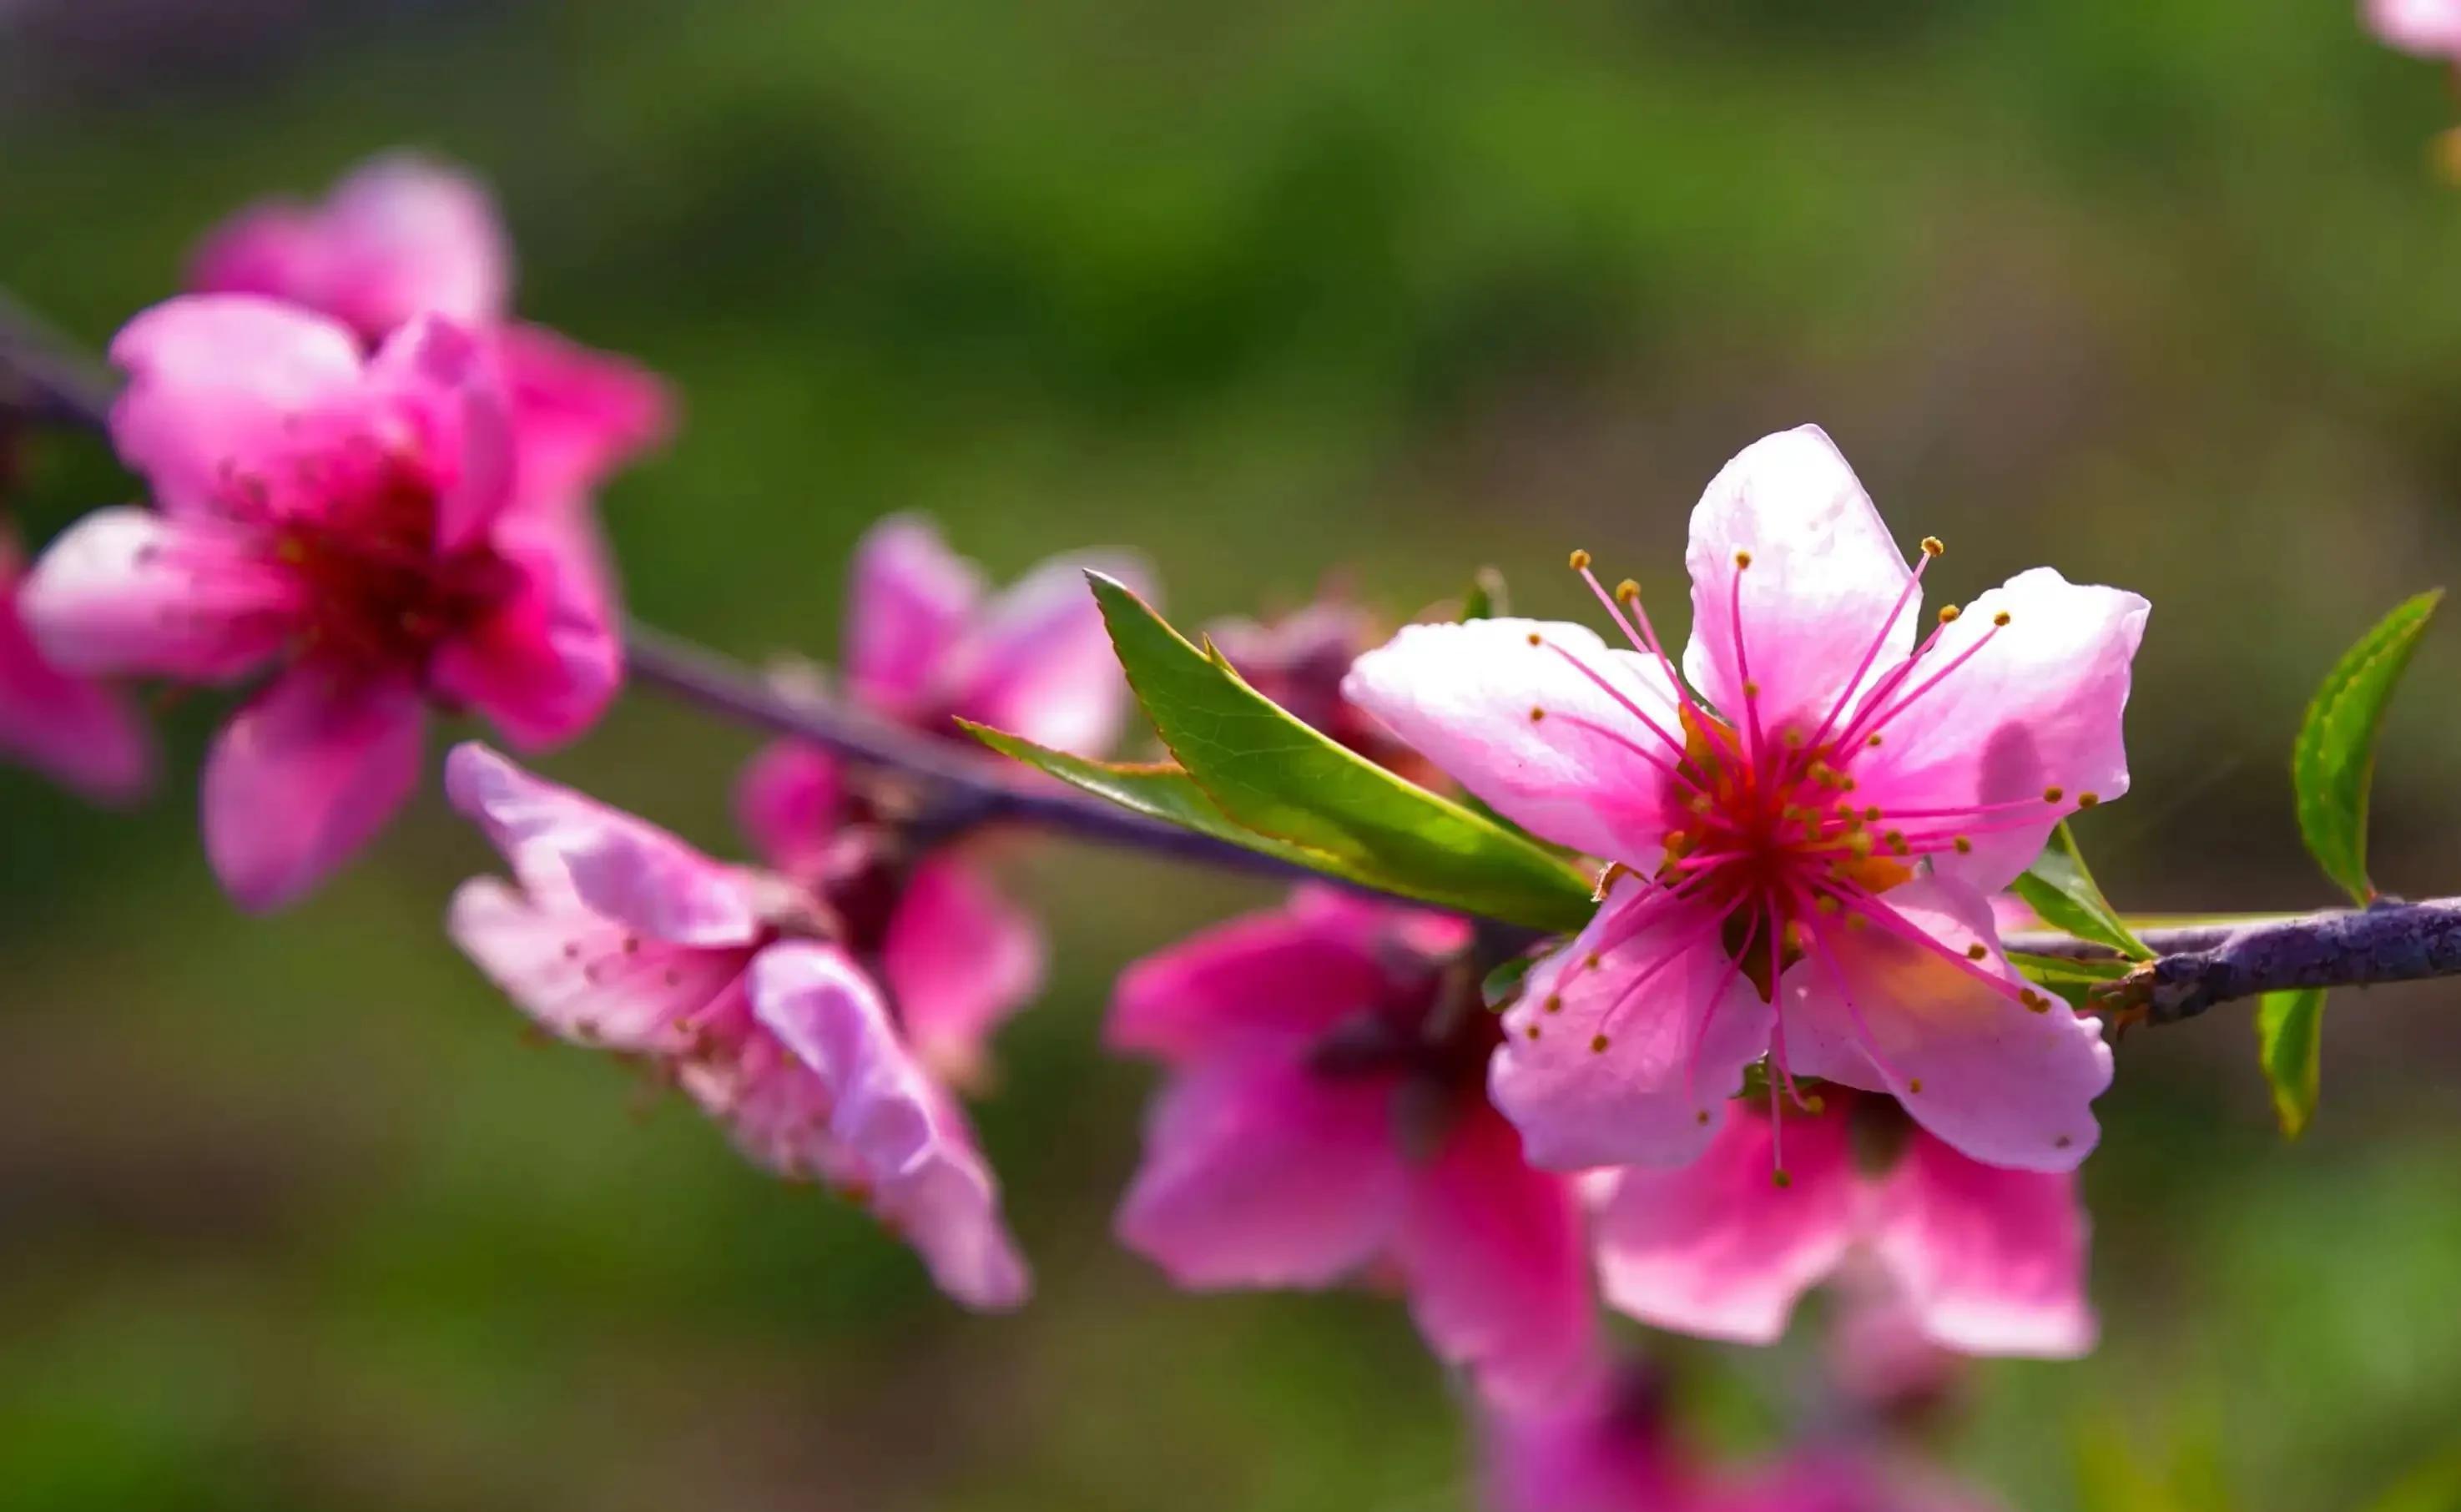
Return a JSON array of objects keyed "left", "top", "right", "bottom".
[
  {"left": 0, "top": 528, "right": 152, "bottom": 803},
  {"left": 445, "top": 743, "right": 1029, "bottom": 1311},
  {"left": 1344, "top": 426, "right": 2146, "bottom": 1175}
]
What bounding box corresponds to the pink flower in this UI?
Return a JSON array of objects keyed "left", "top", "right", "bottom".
[
  {"left": 444, "top": 743, "right": 1029, "bottom": 1310},
  {"left": 1110, "top": 887, "right": 1596, "bottom": 1405},
  {"left": 1716, "top": 1453, "right": 2006, "bottom": 1512},
  {"left": 1591, "top": 1093, "right": 2094, "bottom": 1357},
  {"left": 2367, "top": 0, "right": 2461, "bottom": 58},
  {"left": 1482, "top": 1367, "right": 1705, "bottom": 1512},
  {"left": 1343, "top": 426, "right": 2143, "bottom": 1175},
  {"left": 190, "top": 153, "right": 670, "bottom": 503},
  {"left": 0, "top": 529, "right": 152, "bottom": 802},
  {"left": 20, "top": 295, "right": 619, "bottom": 909}
]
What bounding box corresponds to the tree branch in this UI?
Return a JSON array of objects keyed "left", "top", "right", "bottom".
[{"left": 3, "top": 286, "right": 2452, "bottom": 1022}]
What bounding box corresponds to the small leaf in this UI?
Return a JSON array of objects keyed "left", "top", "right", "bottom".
[
  {"left": 1462, "top": 566, "right": 1509, "bottom": 622},
  {"left": 1087, "top": 572, "right": 1597, "bottom": 934},
  {"left": 1480, "top": 953, "right": 1535, "bottom": 1011},
  {"left": 2013, "top": 820, "right": 2151, "bottom": 960},
  {"left": 2254, "top": 986, "right": 2327, "bottom": 1139},
  {"left": 2294, "top": 590, "right": 2443, "bottom": 904},
  {"left": 2008, "top": 950, "right": 2134, "bottom": 1008}
]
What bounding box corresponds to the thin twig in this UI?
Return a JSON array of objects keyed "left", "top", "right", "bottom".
[{"left": 2, "top": 287, "right": 2452, "bottom": 1021}]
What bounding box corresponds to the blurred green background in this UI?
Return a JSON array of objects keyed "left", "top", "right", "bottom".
[{"left": 6, "top": 2, "right": 2461, "bottom": 1508}]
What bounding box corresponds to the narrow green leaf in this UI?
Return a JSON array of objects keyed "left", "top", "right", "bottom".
[
  {"left": 2012, "top": 820, "right": 2151, "bottom": 960},
  {"left": 2293, "top": 590, "right": 2443, "bottom": 904},
  {"left": 1480, "top": 953, "right": 1535, "bottom": 1011},
  {"left": 1087, "top": 572, "right": 1596, "bottom": 933},
  {"left": 2254, "top": 987, "right": 2327, "bottom": 1139}
]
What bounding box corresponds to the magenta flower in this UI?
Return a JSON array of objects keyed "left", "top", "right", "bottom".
[
  {"left": 1592, "top": 1093, "right": 2094, "bottom": 1356},
  {"left": 1110, "top": 887, "right": 1596, "bottom": 1405},
  {"left": 20, "top": 295, "right": 620, "bottom": 909},
  {"left": 2367, "top": 0, "right": 2461, "bottom": 58},
  {"left": 1344, "top": 426, "right": 2143, "bottom": 1175},
  {"left": 444, "top": 743, "right": 1029, "bottom": 1310},
  {"left": 1481, "top": 1368, "right": 1703, "bottom": 1512},
  {"left": 190, "top": 153, "right": 670, "bottom": 503},
  {"left": 0, "top": 530, "right": 152, "bottom": 802}
]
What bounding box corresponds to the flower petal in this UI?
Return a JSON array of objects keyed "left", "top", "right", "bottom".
[
  {"left": 944, "top": 548, "right": 1151, "bottom": 755},
  {"left": 1591, "top": 1106, "right": 1857, "bottom": 1345},
  {"left": 1855, "top": 567, "right": 2148, "bottom": 894},
  {"left": 1783, "top": 874, "right": 2111, "bottom": 1172},
  {"left": 446, "top": 876, "right": 749, "bottom": 1054},
  {"left": 883, "top": 854, "right": 1045, "bottom": 1084},
  {"left": 845, "top": 514, "right": 981, "bottom": 717},
  {"left": 366, "top": 313, "right": 514, "bottom": 550},
  {"left": 202, "top": 667, "right": 426, "bottom": 910},
  {"left": 0, "top": 554, "right": 154, "bottom": 803},
  {"left": 1682, "top": 426, "right": 1919, "bottom": 738},
  {"left": 1115, "top": 1051, "right": 1405, "bottom": 1288},
  {"left": 428, "top": 512, "right": 622, "bottom": 749},
  {"left": 443, "top": 741, "right": 763, "bottom": 947},
  {"left": 734, "top": 739, "right": 843, "bottom": 879},
  {"left": 2369, "top": 0, "right": 2461, "bottom": 58},
  {"left": 1395, "top": 1106, "right": 1596, "bottom": 1406},
  {"left": 748, "top": 941, "right": 1031, "bottom": 1310},
  {"left": 108, "top": 295, "right": 366, "bottom": 518},
  {"left": 1871, "top": 1131, "right": 2096, "bottom": 1358},
  {"left": 19, "top": 508, "right": 295, "bottom": 682},
  {"left": 494, "top": 321, "right": 675, "bottom": 503},
  {"left": 1342, "top": 617, "right": 1689, "bottom": 864},
  {"left": 1489, "top": 883, "right": 1774, "bottom": 1171},
  {"left": 1107, "top": 887, "right": 1420, "bottom": 1064}
]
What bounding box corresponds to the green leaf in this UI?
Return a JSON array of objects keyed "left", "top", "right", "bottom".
[
  {"left": 1086, "top": 572, "right": 1597, "bottom": 933},
  {"left": 1462, "top": 566, "right": 1509, "bottom": 622},
  {"left": 2012, "top": 820, "right": 2151, "bottom": 960},
  {"left": 1480, "top": 953, "right": 1535, "bottom": 1011},
  {"left": 2008, "top": 950, "right": 2134, "bottom": 1008},
  {"left": 2254, "top": 986, "right": 2327, "bottom": 1139},
  {"left": 2293, "top": 590, "right": 2443, "bottom": 905}
]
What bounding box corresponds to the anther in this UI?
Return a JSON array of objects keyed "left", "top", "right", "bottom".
[
  {"left": 1938, "top": 604, "right": 1961, "bottom": 624},
  {"left": 1616, "top": 578, "right": 1641, "bottom": 602},
  {"left": 1695, "top": 1109, "right": 1712, "bottom": 1126},
  {"left": 1863, "top": 805, "right": 1881, "bottom": 822},
  {"left": 1543, "top": 994, "right": 1563, "bottom": 1014},
  {"left": 2055, "top": 1134, "right": 2073, "bottom": 1149},
  {"left": 1884, "top": 829, "right": 1908, "bottom": 856},
  {"left": 1867, "top": 733, "right": 1883, "bottom": 748},
  {"left": 1743, "top": 680, "right": 1760, "bottom": 698},
  {"left": 1526, "top": 1024, "right": 1542, "bottom": 1040},
  {"left": 1733, "top": 550, "right": 1753, "bottom": 569},
  {"left": 2078, "top": 792, "right": 2100, "bottom": 808},
  {"left": 1907, "top": 1077, "right": 1924, "bottom": 1093},
  {"left": 1952, "top": 835, "right": 1973, "bottom": 854},
  {"left": 1814, "top": 895, "right": 1839, "bottom": 915},
  {"left": 2020, "top": 990, "right": 2050, "bottom": 1013},
  {"left": 1803, "top": 1094, "right": 1826, "bottom": 1114},
  {"left": 1585, "top": 953, "right": 1602, "bottom": 970},
  {"left": 1590, "top": 1033, "right": 1611, "bottom": 1053},
  {"left": 1529, "top": 706, "right": 1546, "bottom": 723},
  {"left": 1771, "top": 1169, "right": 1793, "bottom": 1189},
  {"left": 1920, "top": 536, "right": 1945, "bottom": 557},
  {"left": 2042, "top": 786, "right": 2064, "bottom": 803},
  {"left": 1526, "top": 632, "right": 1541, "bottom": 646},
  {"left": 1568, "top": 548, "right": 1592, "bottom": 570},
  {"left": 1844, "top": 914, "right": 1869, "bottom": 931},
  {"left": 1965, "top": 943, "right": 1987, "bottom": 960},
  {"left": 1992, "top": 611, "right": 2011, "bottom": 627}
]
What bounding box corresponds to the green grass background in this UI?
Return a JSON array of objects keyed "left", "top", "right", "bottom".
[{"left": 6, "top": 2, "right": 2461, "bottom": 1507}]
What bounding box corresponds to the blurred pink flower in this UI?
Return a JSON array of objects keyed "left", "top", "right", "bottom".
[
  {"left": 2367, "top": 0, "right": 2461, "bottom": 58},
  {"left": 0, "top": 529, "right": 152, "bottom": 802},
  {"left": 1591, "top": 1094, "right": 2094, "bottom": 1357},
  {"left": 1110, "top": 887, "right": 1596, "bottom": 1405},
  {"left": 1343, "top": 426, "right": 2143, "bottom": 1176},
  {"left": 1716, "top": 1452, "right": 2006, "bottom": 1512},
  {"left": 445, "top": 743, "right": 1029, "bottom": 1310},
  {"left": 21, "top": 295, "right": 619, "bottom": 909},
  {"left": 190, "top": 153, "right": 671, "bottom": 504},
  {"left": 1482, "top": 1367, "right": 1703, "bottom": 1512}
]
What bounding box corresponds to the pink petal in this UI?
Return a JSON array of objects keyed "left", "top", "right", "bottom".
[
  {"left": 1720, "top": 1453, "right": 2008, "bottom": 1512},
  {"left": 1480, "top": 1373, "right": 1699, "bottom": 1512},
  {"left": 734, "top": 739, "right": 843, "bottom": 879},
  {"left": 1854, "top": 567, "right": 2148, "bottom": 894},
  {"left": 943, "top": 548, "right": 1151, "bottom": 755},
  {"left": 1394, "top": 1105, "right": 1596, "bottom": 1406},
  {"left": 108, "top": 295, "right": 367, "bottom": 518},
  {"left": 1341, "top": 617, "right": 1690, "bottom": 864},
  {"left": 446, "top": 876, "right": 751, "bottom": 1054},
  {"left": 0, "top": 545, "right": 154, "bottom": 803},
  {"left": 443, "top": 741, "right": 763, "bottom": 947},
  {"left": 494, "top": 322, "right": 674, "bottom": 503},
  {"left": 1781, "top": 874, "right": 2111, "bottom": 1172},
  {"left": 882, "top": 854, "right": 1046, "bottom": 1084},
  {"left": 1591, "top": 1106, "right": 1857, "bottom": 1345},
  {"left": 1114, "top": 1051, "right": 1405, "bottom": 1288},
  {"left": 202, "top": 667, "right": 426, "bottom": 910},
  {"left": 18, "top": 508, "right": 295, "bottom": 682},
  {"left": 845, "top": 514, "right": 980, "bottom": 717},
  {"left": 428, "top": 512, "right": 622, "bottom": 749},
  {"left": 1489, "top": 885, "right": 1774, "bottom": 1172},
  {"left": 1870, "top": 1131, "right": 2095, "bottom": 1357},
  {"left": 747, "top": 941, "right": 1031, "bottom": 1311},
  {"left": 2369, "top": 0, "right": 2461, "bottom": 58},
  {"left": 187, "top": 205, "right": 325, "bottom": 312},
  {"left": 1681, "top": 426, "right": 1919, "bottom": 739},
  {"left": 366, "top": 313, "right": 514, "bottom": 550},
  {"left": 1107, "top": 887, "right": 1412, "bottom": 1065}
]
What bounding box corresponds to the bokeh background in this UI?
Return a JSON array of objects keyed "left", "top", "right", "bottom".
[{"left": 6, "top": 3, "right": 2461, "bottom": 1508}]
